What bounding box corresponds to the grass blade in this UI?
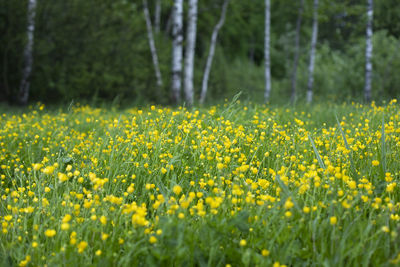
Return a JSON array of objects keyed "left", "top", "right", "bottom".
[
  {"left": 308, "top": 134, "right": 326, "bottom": 170},
  {"left": 335, "top": 115, "right": 359, "bottom": 181},
  {"left": 381, "top": 115, "right": 386, "bottom": 175}
]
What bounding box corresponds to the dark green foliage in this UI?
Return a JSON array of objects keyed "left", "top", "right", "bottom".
[{"left": 1, "top": 0, "right": 400, "bottom": 105}]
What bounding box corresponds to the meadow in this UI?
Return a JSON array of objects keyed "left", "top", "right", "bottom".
[{"left": 1, "top": 100, "right": 400, "bottom": 266}]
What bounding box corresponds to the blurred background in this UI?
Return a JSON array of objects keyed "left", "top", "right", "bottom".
[{"left": 1, "top": 0, "right": 399, "bottom": 106}]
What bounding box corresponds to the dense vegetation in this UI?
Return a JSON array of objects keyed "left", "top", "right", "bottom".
[
  {"left": 1, "top": 0, "right": 400, "bottom": 104},
  {"left": 1, "top": 100, "right": 400, "bottom": 266}
]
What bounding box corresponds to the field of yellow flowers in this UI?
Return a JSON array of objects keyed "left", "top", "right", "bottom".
[{"left": 1, "top": 100, "right": 400, "bottom": 266}]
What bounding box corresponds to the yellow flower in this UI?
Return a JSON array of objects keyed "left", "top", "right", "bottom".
[
  {"left": 101, "top": 233, "right": 109, "bottom": 241},
  {"left": 239, "top": 239, "right": 247, "bottom": 247},
  {"left": 303, "top": 207, "right": 310, "bottom": 213},
  {"left": 95, "top": 250, "right": 102, "bottom": 256},
  {"left": 381, "top": 226, "right": 390, "bottom": 233},
  {"left": 44, "top": 229, "right": 56, "bottom": 237},
  {"left": 173, "top": 185, "right": 182, "bottom": 195},
  {"left": 61, "top": 223, "right": 70, "bottom": 231},
  {"left": 77, "top": 241, "right": 88, "bottom": 253},
  {"left": 261, "top": 249, "right": 270, "bottom": 256},
  {"left": 62, "top": 214, "right": 72, "bottom": 223},
  {"left": 330, "top": 216, "right": 337, "bottom": 225},
  {"left": 217, "top": 163, "right": 224, "bottom": 170},
  {"left": 284, "top": 197, "right": 294, "bottom": 209},
  {"left": 100, "top": 215, "right": 107, "bottom": 225},
  {"left": 42, "top": 166, "right": 55, "bottom": 175},
  {"left": 58, "top": 172, "right": 69, "bottom": 182},
  {"left": 372, "top": 160, "right": 379, "bottom": 166},
  {"left": 33, "top": 163, "right": 43, "bottom": 171},
  {"left": 149, "top": 236, "right": 157, "bottom": 244}
]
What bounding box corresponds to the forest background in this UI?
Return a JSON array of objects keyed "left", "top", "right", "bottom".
[{"left": 1, "top": 0, "right": 400, "bottom": 106}]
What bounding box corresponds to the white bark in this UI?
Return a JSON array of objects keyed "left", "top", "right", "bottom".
[
  {"left": 19, "top": 0, "right": 37, "bottom": 105},
  {"left": 143, "top": 0, "right": 163, "bottom": 93},
  {"left": 171, "top": 0, "right": 183, "bottom": 104},
  {"left": 306, "top": 0, "right": 318, "bottom": 104},
  {"left": 183, "top": 0, "right": 198, "bottom": 106},
  {"left": 290, "top": 0, "right": 304, "bottom": 104},
  {"left": 200, "top": 0, "right": 230, "bottom": 104},
  {"left": 154, "top": 0, "right": 161, "bottom": 34},
  {"left": 364, "top": 0, "right": 373, "bottom": 102},
  {"left": 264, "top": 0, "right": 271, "bottom": 103}
]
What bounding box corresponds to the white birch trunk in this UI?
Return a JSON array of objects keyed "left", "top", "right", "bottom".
[
  {"left": 154, "top": 0, "right": 161, "bottom": 34},
  {"left": 143, "top": 0, "right": 163, "bottom": 94},
  {"left": 364, "top": 0, "right": 373, "bottom": 102},
  {"left": 264, "top": 0, "right": 271, "bottom": 103},
  {"left": 290, "top": 0, "right": 304, "bottom": 104},
  {"left": 183, "top": 0, "right": 198, "bottom": 106},
  {"left": 200, "top": 0, "right": 230, "bottom": 104},
  {"left": 306, "top": 0, "right": 318, "bottom": 104},
  {"left": 19, "top": 0, "right": 37, "bottom": 105},
  {"left": 171, "top": 0, "right": 183, "bottom": 104}
]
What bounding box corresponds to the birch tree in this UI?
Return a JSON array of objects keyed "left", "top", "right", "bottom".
[
  {"left": 143, "top": 0, "right": 163, "bottom": 95},
  {"left": 154, "top": 0, "right": 161, "bottom": 34},
  {"left": 290, "top": 0, "right": 304, "bottom": 104},
  {"left": 364, "top": 0, "right": 373, "bottom": 102},
  {"left": 171, "top": 0, "right": 183, "bottom": 104},
  {"left": 264, "top": 0, "right": 271, "bottom": 103},
  {"left": 18, "top": 0, "right": 37, "bottom": 106},
  {"left": 200, "top": 0, "right": 230, "bottom": 105},
  {"left": 306, "top": 0, "right": 319, "bottom": 104},
  {"left": 183, "top": 0, "right": 198, "bottom": 106}
]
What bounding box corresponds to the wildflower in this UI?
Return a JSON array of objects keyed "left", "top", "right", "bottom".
[
  {"left": 100, "top": 215, "right": 107, "bottom": 225},
  {"left": 239, "top": 239, "right": 247, "bottom": 247},
  {"left": 42, "top": 166, "right": 55, "bottom": 175},
  {"left": 101, "top": 233, "right": 109, "bottom": 241},
  {"left": 33, "top": 163, "right": 42, "bottom": 171},
  {"left": 262, "top": 249, "right": 270, "bottom": 256},
  {"left": 62, "top": 214, "right": 72, "bottom": 223},
  {"left": 149, "top": 236, "right": 157, "bottom": 244},
  {"left": 77, "top": 241, "right": 88, "bottom": 253},
  {"left": 330, "top": 216, "right": 337, "bottom": 225},
  {"left": 44, "top": 229, "right": 56, "bottom": 237},
  {"left": 371, "top": 160, "right": 379, "bottom": 166},
  {"left": 173, "top": 185, "right": 182, "bottom": 195},
  {"left": 58, "top": 172, "right": 69, "bottom": 183},
  {"left": 61, "top": 223, "right": 70, "bottom": 231},
  {"left": 284, "top": 197, "right": 294, "bottom": 209}
]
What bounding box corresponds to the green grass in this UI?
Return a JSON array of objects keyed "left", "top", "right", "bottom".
[{"left": 0, "top": 100, "right": 400, "bottom": 266}]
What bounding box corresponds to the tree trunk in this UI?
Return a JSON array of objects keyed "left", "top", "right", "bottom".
[
  {"left": 183, "top": 0, "right": 198, "bottom": 106},
  {"left": 18, "top": 0, "right": 37, "bottom": 106},
  {"left": 154, "top": 0, "right": 161, "bottom": 34},
  {"left": 143, "top": 0, "right": 163, "bottom": 96},
  {"left": 171, "top": 0, "right": 183, "bottom": 104},
  {"left": 364, "top": 0, "right": 373, "bottom": 103},
  {"left": 264, "top": 0, "right": 271, "bottom": 103},
  {"left": 290, "top": 0, "right": 304, "bottom": 104},
  {"left": 200, "top": 0, "right": 230, "bottom": 105},
  {"left": 306, "top": 0, "right": 318, "bottom": 104}
]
